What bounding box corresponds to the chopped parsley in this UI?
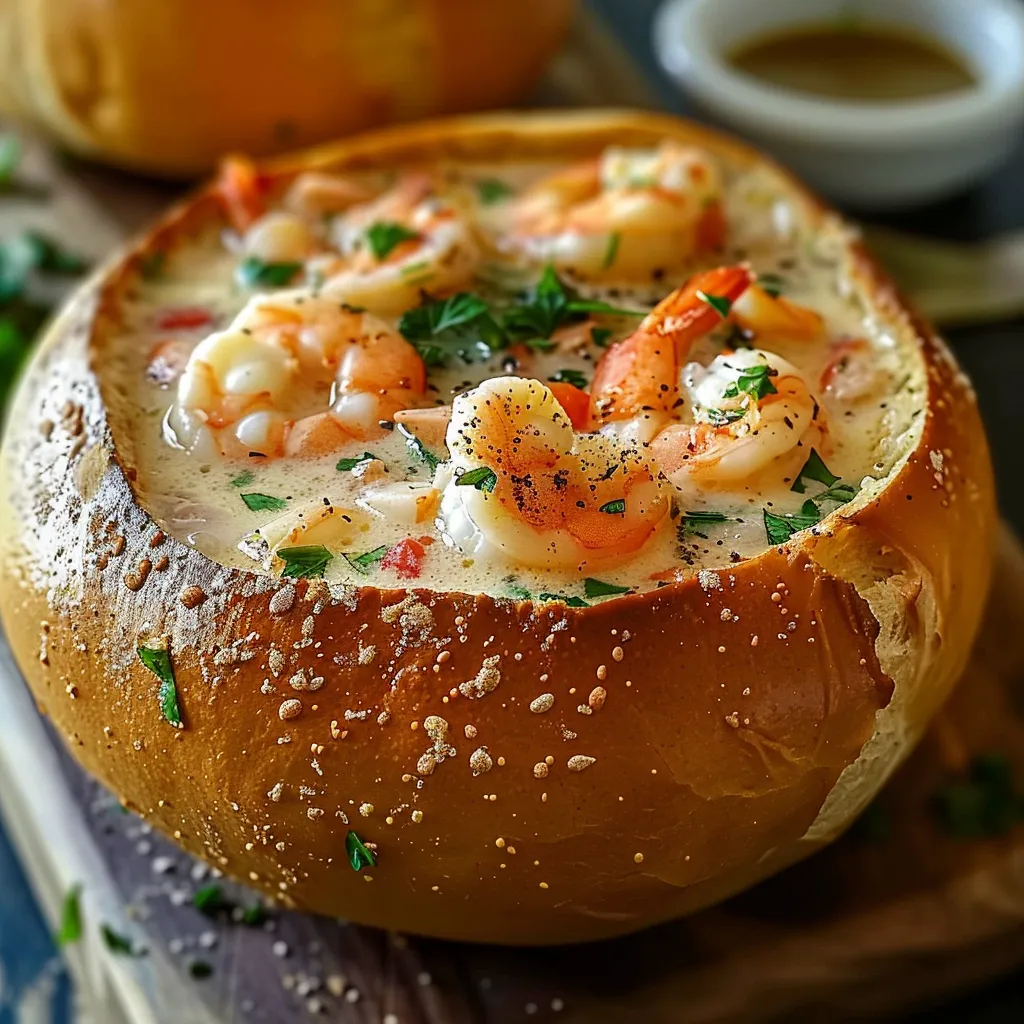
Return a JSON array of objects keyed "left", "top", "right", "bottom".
[
  {"left": 235, "top": 257, "right": 301, "bottom": 289},
  {"left": 476, "top": 178, "right": 514, "bottom": 205},
  {"left": 396, "top": 423, "right": 440, "bottom": 472},
  {"left": 0, "top": 135, "right": 19, "bottom": 182},
  {"left": 0, "top": 233, "right": 85, "bottom": 300},
  {"left": 241, "top": 903, "right": 265, "bottom": 926},
  {"left": 599, "top": 498, "right": 626, "bottom": 515},
  {"left": 277, "top": 544, "right": 333, "bottom": 579},
  {"left": 0, "top": 135, "right": 46, "bottom": 198},
  {"left": 193, "top": 884, "right": 226, "bottom": 914},
  {"left": 230, "top": 469, "right": 255, "bottom": 488},
  {"left": 0, "top": 230, "right": 89, "bottom": 414},
  {"left": 705, "top": 408, "right": 745, "bottom": 426},
  {"left": 675, "top": 507, "right": 733, "bottom": 540},
  {"left": 398, "top": 291, "right": 503, "bottom": 366},
  {"left": 189, "top": 960, "right": 214, "bottom": 979},
  {"left": 525, "top": 336, "right": 556, "bottom": 352},
  {"left": 365, "top": 221, "right": 419, "bottom": 261},
  {"left": 101, "top": 924, "right": 139, "bottom": 956},
  {"left": 584, "top": 577, "right": 632, "bottom": 599},
  {"left": 548, "top": 368, "right": 588, "bottom": 390},
  {"left": 336, "top": 451, "right": 378, "bottom": 472},
  {"left": 723, "top": 363, "right": 778, "bottom": 401},
  {"left": 791, "top": 449, "right": 859, "bottom": 504},
  {"left": 590, "top": 326, "right": 613, "bottom": 348},
  {"left": 240, "top": 492, "right": 287, "bottom": 512},
  {"left": 343, "top": 545, "right": 388, "bottom": 574},
  {"left": 696, "top": 290, "right": 733, "bottom": 319},
  {"left": 680, "top": 510, "right": 729, "bottom": 533},
  {"left": 456, "top": 466, "right": 498, "bottom": 492},
  {"left": 346, "top": 830, "right": 376, "bottom": 871},
  {"left": 504, "top": 578, "right": 533, "bottom": 601},
  {"left": 20, "top": 232, "right": 87, "bottom": 275},
  {"left": 55, "top": 885, "right": 82, "bottom": 947},
  {"left": 763, "top": 500, "right": 821, "bottom": 546},
  {"left": 758, "top": 272, "right": 786, "bottom": 298},
  {"left": 764, "top": 451, "right": 859, "bottom": 545},
  {"left": 503, "top": 265, "right": 643, "bottom": 341},
  {"left": 933, "top": 753, "right": 1022, "bottom": 838},
  {"left": 791, "top": 448, "right": 838, "bottom": 492},
  {"left": 138, "top": 640, "right": 182, "bottom": 728},
  {"left": 602, "top": 232, "right": 621, "bottom": 269},
  {"left": 396, "top": 266, "right": 642, "bottom": 367}
]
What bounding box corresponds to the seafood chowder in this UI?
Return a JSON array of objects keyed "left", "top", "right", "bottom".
[{"left": 107, "top": 142, "right": 921, "bottom": 602}]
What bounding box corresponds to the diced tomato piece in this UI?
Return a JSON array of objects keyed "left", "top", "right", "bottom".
[
  {"left": 381, "top": 538, "right": 427, "bottom": 579},
  {"left": 155, "top": 307, "right": 213, "bottom": 330},
  {"left": 546, "top": 381, "right": 592, "bottom": 430},
  {"left": 217, "top": 154, "right": 267, "bottom": 233}
]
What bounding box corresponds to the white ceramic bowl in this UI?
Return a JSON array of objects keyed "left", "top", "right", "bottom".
[{"left": 653, "top": 0, "right": 1024, "bottom": 209}]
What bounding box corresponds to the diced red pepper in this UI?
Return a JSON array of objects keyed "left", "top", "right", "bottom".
[
  {"left": 381, "top": 538, "right": 427, "bottom": 579},
  {"left": 155, "top": 307, "right": 213, "bottom": 331},
  {"left": 546, "top": 381, "right": 592, "bottom": 430}
]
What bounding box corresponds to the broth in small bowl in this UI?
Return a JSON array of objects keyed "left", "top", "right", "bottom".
[
  {"left": 654, "top": 0, "right": 1024, "bottom": 208},
  {"left": 728, "top": 22, "right": 975, "bottom": 102}
]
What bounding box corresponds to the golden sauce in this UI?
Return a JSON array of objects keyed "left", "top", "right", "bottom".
[{"left": 728, "top": 24, "right": 976, "bottom": 102}]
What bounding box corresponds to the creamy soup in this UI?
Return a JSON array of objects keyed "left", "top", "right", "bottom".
[{"left": 106, "top": 144, "right": 921, "bottom": 603}]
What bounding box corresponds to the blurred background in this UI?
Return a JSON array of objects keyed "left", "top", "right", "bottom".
[{"left": 1, "top": 1, "right": 1023, "bottom": 1021}]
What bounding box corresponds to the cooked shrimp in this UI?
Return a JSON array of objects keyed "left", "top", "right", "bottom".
[
  {"left": 651, "top": 348, "right": 824, "bottom": 499},
  {"left": 731, "top": 284, "right": 825, "bottom": 344},
  {"left": 589, "top": 265, "right": 755, "bottom": 441},
  {"left": 241, "top": 211, "right": 317, "bottom": 264},
  {"left": 392, "top": 379, "right": 591, "bottom": 450},
  {"left": 169, "top": 293, "right": 426, "bottom": 460},
  {"left": 311, "top": 173, "right": 480, "bottom": 313},
  {"left": 392, "top": 405, "right": 452, "bottom": 449},
  {"left": 437, "top": 377, "right": 668, "bottom": 571},
  {"left": 507, "top": 142, "right": 726, "bottom": 281}
]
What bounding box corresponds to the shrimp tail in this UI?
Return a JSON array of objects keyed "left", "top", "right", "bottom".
[{"left": 589, "top": 264, "right": 755, "bottom": 430}]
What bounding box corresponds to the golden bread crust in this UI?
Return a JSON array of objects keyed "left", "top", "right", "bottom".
[{"left": 0, "top": 111, "right": 995, "bottom": 943}]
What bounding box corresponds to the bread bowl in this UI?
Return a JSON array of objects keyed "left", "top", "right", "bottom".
[
  {"left": 0, "top": 0, "right": 574, "bottom": 176},
  {"left": 0, "top": 110, "right": 995, "bottom": 945}
]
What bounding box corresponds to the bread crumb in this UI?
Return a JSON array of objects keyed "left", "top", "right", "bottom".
[
  {"left": 529, "top": 693, "right": 555, "bottom": 714},
  {"left": 459, "top": 655, "right": 501, "bottom": 699},
  {"left": 269, "top": 587, "right": 296, "bottom": 616},
  {"left": 279, "top": 699, "right": 302, "bottom": 721}
]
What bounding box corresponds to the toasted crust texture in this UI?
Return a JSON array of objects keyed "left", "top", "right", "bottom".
[{"left": 0, "top": 112, "right": 996, "bottom": 944}]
